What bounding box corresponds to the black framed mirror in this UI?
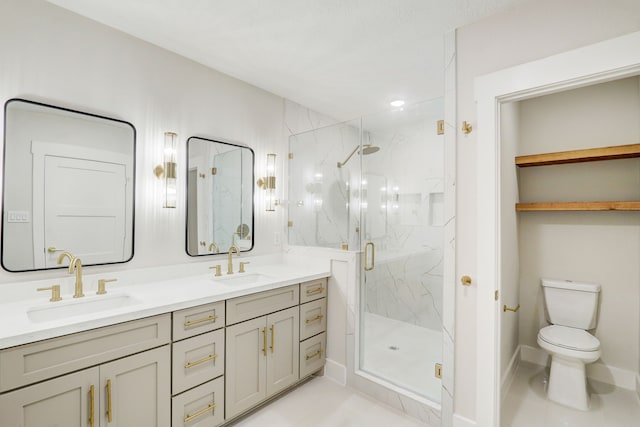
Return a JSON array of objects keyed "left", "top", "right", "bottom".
[
  {"left": 2, "top": 98, "right": 136, "bottom": 272},
  {"left": 186, "top": 136, "right": 254, "bottom": 256}
]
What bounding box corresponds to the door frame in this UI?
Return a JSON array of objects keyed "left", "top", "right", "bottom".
[{"left": 474, "top": 31, "right": 640, "bottom": 427}]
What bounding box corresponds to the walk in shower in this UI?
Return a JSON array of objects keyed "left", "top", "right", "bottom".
[{"left": 288, "top": 99, "right": 445, "bottom": 404}]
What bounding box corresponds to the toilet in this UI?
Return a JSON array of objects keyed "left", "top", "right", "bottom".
[{"left": 537, "top": 278, "right": 601, "bottom": 411}]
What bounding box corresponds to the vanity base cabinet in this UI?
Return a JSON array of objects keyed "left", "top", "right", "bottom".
[
  {"left": 0, "top": 345, "right": 170, "bottom": 427},
  {"left": 225, "top": 306, "right": 299, "bottom": 419}
]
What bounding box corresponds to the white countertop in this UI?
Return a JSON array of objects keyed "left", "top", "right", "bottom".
[{"left": 0, "top": 254, "right": 330, "bottom": 349}]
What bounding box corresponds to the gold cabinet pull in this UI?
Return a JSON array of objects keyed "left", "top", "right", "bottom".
[
  {"left": 184, "top": 314, "right": 218, "bottom": 328},
  {"left": 184, "top": 354, "right": 218, "bottom": 369},
  {"left": 89, "top": 384, "right": 95, "bottom": 427},
  {"left": 461, "top": 275, "right": 472, "bottom": 286},
  {"left": 106, "top": 379, "right": 112, "bottom": 422},
  {"left": 305, "top": 314, "right": 324, "bottom": 324},
  {"left": 305, "top": 349, "right": 322, "bottom": 361},
  {"left": 306, "top": 286, "right": 325, "bottom": 296},
  {"left": 184, "top": 403, "right": 216, "bottom": 423},
  {"left": 261, "top": 327, "right": 267, "bottom": 356},
  {"left": 270, "top": 325, "right": 275, "bottom": 353},
  {"left": 364, "top": 242, "right": 375, "bottom": 271},
  {"left": 47, "top": 246, "right": 66, "bottom": 253},
  {"left": 503, "top": 304, "right": 521, "bottom": 313}
]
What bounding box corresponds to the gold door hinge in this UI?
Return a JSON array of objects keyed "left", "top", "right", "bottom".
[
  {"left": 437, "top": 120, "right": 445, "bottom": 135},
  {"left": 288, "top": 153, "right": 293, "bottom": 159},
  {"left": 495, "top": 290, "right": 499, "bottom": 301},
  {"left": 211, "top": 167, "right": 217, "bottom": 175},
  {"left": 287, "top": 221, "right": 293, "bottom": 227},
  {"left": 435, "top": 363, "right": 442, "bottom": 379}
]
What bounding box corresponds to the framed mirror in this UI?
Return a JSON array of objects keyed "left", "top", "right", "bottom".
[
  {"left": 186, "top": 136, "right": 254, "bottom": 256},
  {"left": 2, "top": 99, "right": 136, "bottom": 272}
]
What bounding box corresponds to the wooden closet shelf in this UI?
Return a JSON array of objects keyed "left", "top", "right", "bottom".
[
  {"left": 516, "top": 201, "right": 640, "bottom": 212},
  {"left": 515, "top": 144, "right": 640, "bottom": 167}
]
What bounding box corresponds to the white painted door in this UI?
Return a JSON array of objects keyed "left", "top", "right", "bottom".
[
  {"left": 44, "top": 155, "right": 126, "bottom": 267},
  {"left": 266, "top": 306, "right": 299, "bottom": 396},
  {"left": 0, "top": 367, "right": 98, "bottom": 427},
  {"left": 100, "top": 346, "right": 170, "bottom": 427}
]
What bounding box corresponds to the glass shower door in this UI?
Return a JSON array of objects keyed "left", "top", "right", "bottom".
[{"left": 358, "top": 99, "right": 445, "bottom": 403}]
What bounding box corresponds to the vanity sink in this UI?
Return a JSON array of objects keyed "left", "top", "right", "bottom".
[
  {"left": 214, "top": 273, "right": 272, "bottom": 286},
  {"left": 27, "top": 293, "right": 140, "bottom": 323}
]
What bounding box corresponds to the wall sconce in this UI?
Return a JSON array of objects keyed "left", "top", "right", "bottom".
[
  {"left": 257, "top": 153, "right": 276, "bottom": 211},
  {"left": 154, "top": 131, "right": 177, "bottom": 209}
]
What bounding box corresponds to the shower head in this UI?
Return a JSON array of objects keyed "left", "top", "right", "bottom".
[{"left": 337, "top": 144, "right": 380, "bottom": 168}]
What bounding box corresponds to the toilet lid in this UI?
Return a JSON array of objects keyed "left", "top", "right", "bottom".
[{"left": 539, "top": 325, "right": 600, "bottom": 351}]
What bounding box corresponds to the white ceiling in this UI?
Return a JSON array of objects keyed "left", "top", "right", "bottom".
[{"left": 46, "top": 0, "right": 526, "bottom": 121}]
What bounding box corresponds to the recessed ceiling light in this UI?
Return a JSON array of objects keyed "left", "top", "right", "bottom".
[{"left": 390, "top": 100, "right": 405, "bottom": 107}]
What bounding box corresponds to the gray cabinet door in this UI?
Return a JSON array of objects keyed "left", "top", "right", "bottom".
[
  {"left": 0, "top": 367, "right": 99, "bottom": 427},
  {"left": 225, "top": 316, "right": 267, "bottom": 418},
  {"left": 100, "top": 345, "right": 171, "bottom": 427},
  {"left": 266, "top": 306, "right": 299, "bottom": 396}
]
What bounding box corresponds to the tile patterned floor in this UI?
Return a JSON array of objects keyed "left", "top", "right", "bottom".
[
  {"left": 230, "top": 376, "right": 427, "bottom": 426},
  {"left": 502, "top": 362, "right": 640, "bottom": 427}
]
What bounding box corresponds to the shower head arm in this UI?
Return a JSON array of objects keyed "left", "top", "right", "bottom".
[{"left": 337, "top": 145, "right": 360, "bottom": 168}]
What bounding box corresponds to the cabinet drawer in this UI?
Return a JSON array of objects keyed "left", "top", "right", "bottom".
[
  {"left": 172, "top": 376, "right": 224, "bottom": 427},
  {"left": 300, "top": 332, "right": 326, "bottom": 378},
  {"left": 0, "top": 314, "right": 171, "bottom": 392},
  {"left": 173, "top": 301, "right": 225, "bottom": 341},
  {"left": 300, "top": 278, "right": 327, "bottom": 304},
  {"left": 226, "top": 285, "right": 299, "bottom": 325},
  {"left": 172, "top": 329, "right": 225, "bottom": 395},
  {"left": 299, "top": 298, "right": 327, "bottom": 341}
]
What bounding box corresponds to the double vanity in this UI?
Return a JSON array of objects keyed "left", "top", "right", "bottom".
[{"left": 0, "top": 258, "right": 330, "bottom": 427}]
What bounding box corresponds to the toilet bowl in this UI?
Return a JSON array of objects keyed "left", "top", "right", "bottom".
[
  {"left": 538, "top": 279, "right": 601, "bottom": 411},
  {"left": 537, "top": 325, "right": 601, "bottom": 410}
]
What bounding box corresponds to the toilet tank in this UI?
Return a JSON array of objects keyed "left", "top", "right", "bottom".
[{"left": 541, "top": 278, "right": 601, "bottom": 329}]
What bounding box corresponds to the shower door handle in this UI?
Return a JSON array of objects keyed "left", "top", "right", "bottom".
[{"left": 364, "top": 242, "right": 375, "bottom": 271}]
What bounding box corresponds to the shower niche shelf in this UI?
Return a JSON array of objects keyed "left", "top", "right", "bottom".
[{"left": 515, "top": 143, "right": 640, "bottom": 212}]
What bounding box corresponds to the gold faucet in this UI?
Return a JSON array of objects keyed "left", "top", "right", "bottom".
[
  {"left": 57, "top": 251, "right": 84, "bottom": 298},
  {"left": 227, "top": 245, "right": 240, "bottom": 274},
  {"left": 209, "top": 242, "right": 220, "bottom": 254}
]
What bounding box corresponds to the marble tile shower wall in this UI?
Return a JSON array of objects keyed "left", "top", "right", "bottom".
[{"left": 365, "top": 245, "right": 443, "bottom": 331}]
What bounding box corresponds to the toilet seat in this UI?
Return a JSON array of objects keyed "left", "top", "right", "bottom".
[{"left": 538, "top": 325, "right": 600, "bottom": 351}]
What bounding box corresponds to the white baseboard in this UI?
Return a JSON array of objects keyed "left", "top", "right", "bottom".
[
  {"left": 501, "top": 346, "right": 521, "bottom": 399},
  {"left": 323, "top": 358, "right": 347, "bottom": 386},
  {"left": 520, "top": 345, "right": 636, "bottom": 390},
  {"left": 452, "top": 413, "right": 476, "bottom": 427}
]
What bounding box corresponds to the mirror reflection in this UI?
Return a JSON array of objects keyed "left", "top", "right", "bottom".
[
  {"left": 186, "top": 137, "right": 254, "bottom": 256},
  {"left": 2, "top": 99, "right": 136, "bottom": 272}
]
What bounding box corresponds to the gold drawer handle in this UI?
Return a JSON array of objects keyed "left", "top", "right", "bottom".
[
  {"left": 184, "top": 403, "right": 216, "bottom": 423},
  {"left": 262, "top": 327, "right": 267, "bottom": 356},
  {"left": 184, "top": 353, "right": 218, "bottom": 369},
  {"left": 184, "top": 314, "right": 218, "bottom": 328},
  {"left": 305, "top": 314, "right": 324, "bottom": 324},
  {"left": 306, "top": 287, "right": 324, "bottom": 296},
  {"left": 305, "top": 349, "right": 322, "bottom": 361}
]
